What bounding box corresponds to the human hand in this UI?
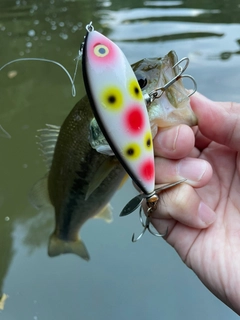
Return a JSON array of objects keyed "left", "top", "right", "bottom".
[{"left": 152, "top": 92, "right": 240, "bottom": 314}]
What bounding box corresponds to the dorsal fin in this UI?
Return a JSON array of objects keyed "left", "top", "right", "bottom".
[{"left": 36, "top": 124, "right": 60, "bottom": 170}]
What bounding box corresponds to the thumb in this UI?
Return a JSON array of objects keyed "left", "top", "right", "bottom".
[{"left": 190, "top": 92, "right": 240, "bottom": 151}]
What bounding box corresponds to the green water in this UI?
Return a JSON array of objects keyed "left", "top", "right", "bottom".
[{"left": 0, "top": 0, "right": 240, "bottom": 319}]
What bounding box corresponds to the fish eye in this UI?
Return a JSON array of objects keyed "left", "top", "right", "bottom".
[{"left": 135, "top": 74, "right": 148, "bottom": 89}]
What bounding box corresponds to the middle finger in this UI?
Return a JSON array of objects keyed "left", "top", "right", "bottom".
[{"left": 154, "top": 124, "right": 194, "bottom": 159}]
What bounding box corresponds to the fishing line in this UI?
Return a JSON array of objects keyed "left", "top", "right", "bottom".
[
  {"left": 72, "top": 50, "right": 82, "bottom": 87},
  {"left": 0, "top": 125, "right": 11, "bottom": 138},
  {"left": 0, "top": 57, "right": 81, "bottom": 97}
]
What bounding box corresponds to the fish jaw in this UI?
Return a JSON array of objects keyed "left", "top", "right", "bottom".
[{"left": 133, "top": 51, "right": 198, "bottom": 137}]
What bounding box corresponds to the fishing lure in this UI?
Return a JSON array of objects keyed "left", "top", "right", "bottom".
[
  {"left": 82, "top": 22, "right": 155, "bottom": 195},
  {"left": 81, "top": 22, "right": 192, "bottom": 241}
]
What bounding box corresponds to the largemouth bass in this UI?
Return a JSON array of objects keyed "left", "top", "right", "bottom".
[
  {"left": 30, "top": 95, "right": 126, "bottom": 261},
  {"left": 30, "top": 51, "right": 196, "bottom": 261}
]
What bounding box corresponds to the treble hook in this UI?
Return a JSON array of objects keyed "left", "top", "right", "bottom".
[
  {"left": 179, "top": 74, "right": 197, "bottom": 97},
  {"left": 131, "top": 206, "right": 168, "bottom": 242},
  {"left": 144, "top": 56, "right": 197, "bottom": 106},
  {"left": 169, "top": 57, "right": 197, "bottom": 97},
  {"left": 120, "top": 179, "right": 186, "bottom": 242}
]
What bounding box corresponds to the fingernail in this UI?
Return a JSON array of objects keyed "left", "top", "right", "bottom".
[
  {"left": 156, "top": 126, "right": 180, "bottom": 151},
  {"left": 177, "top": 158, "right": 207, "bottom": 182},
  {"left": 198, "top": 201, "right": 216, "bottom": 225}
]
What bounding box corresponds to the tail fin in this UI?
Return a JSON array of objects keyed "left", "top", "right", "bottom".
[{"left": 48, "top": 233, "right": 90, "bottom": 261}]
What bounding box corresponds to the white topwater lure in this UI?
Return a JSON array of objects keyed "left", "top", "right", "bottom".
[
  {"left": 81, "top": 22, "right": 186, "bottom": 241},
  {"left": 81, "top": 23, "right": 155, "bottom": 196}
]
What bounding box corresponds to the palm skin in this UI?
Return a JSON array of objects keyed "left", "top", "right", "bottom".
[{"left": 151, "top": 92, "right": 240, "bottom": 314}]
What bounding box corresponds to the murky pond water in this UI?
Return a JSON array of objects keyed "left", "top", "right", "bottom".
[{"left": 0, "top": 0, "right": 240, "bottom": 319}]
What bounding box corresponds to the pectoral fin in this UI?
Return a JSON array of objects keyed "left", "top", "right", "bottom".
[
  {"left": 94, "top": 203, "right": 113, "bottom": 223},
  {"left": 48, "top": 234, "right": 90, "bottom": 261},
  {"left": 95, "top": 145, "right": 114, "bottom": 156},
  {"left": 0, "top": 293, "right": 8, "bottom": 311},
  {"left": 85, "top": 157, "right": 117, "bottom": 200},
  {"left": 29, "top": 175, "right": 51, "bottom": 209}
]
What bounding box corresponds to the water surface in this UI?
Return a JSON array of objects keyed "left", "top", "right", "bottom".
[{"left": 0, "top": 0, "right": 240, "bottom": 319}]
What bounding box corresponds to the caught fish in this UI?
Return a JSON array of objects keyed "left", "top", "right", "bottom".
[
  {"left": 29, "top": 95, "right": 126, "bottom": 261},
  {"left": 30, "top": 26, "right": 197, "bottom": 259}
]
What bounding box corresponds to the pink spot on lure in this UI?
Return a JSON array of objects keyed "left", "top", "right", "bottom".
[
  {"left": 139, "top": 159, "right": 155, "bottom": 182},
  {"left": 124, "top": 106, "right": 145, "bottom": 134},
  {"left": 82, "top": 26, "right": 155, "bottom": 195}
]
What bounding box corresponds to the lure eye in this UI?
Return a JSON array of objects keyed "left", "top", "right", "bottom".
[{"left": 94, "top": 44, "right": 109, "bottom": 58}]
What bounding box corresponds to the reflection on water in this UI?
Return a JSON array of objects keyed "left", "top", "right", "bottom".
[
  {"left": 0, "top": 0, "right": 240, "bottom": 319},
  {"left": 210, "top": 38, "right": 240, "bottom": 60}
]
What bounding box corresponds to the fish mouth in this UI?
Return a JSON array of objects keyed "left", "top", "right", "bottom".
[
  {"left": 143, "top": 51, "right": 198, "bottom": 131},
  {"left": 149, "top": 51, "right": 190, "bottom": 109}
]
